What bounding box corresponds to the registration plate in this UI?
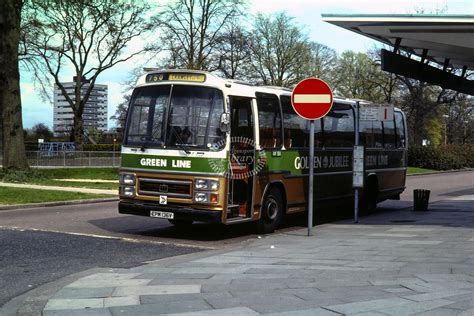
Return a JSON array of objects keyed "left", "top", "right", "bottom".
[{"left": 150, "top": 210, "right": 174, "bottom": 219}]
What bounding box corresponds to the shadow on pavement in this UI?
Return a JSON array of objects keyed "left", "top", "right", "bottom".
[{"left": 339, "top": 198, "right": 474, "bottom": 229}]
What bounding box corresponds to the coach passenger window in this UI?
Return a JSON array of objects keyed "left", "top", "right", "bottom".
[
  {"left": 360, "top": 121, "right": 383, "bottom": 148},
  {"left": 394, "top": 111, "right": 406, "bottom": 148},
  {"left": 322, "top": 104, "right": 354, "bottom": 147},
  {"left": 383, "top": 120, "right": 396, "bottom": 149},
  {"left": 256, "top": 93, "right": 282, "bottom": 148},
  {"left": 281, "top": 96, "right": 306, "bottom": 148},
  {"left": 281, "top": 96, "right": 322, "bottom": 148}
]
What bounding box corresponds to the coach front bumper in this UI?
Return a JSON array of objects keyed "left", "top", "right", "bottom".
[{"left": 118, "top": 201, "right": 223, "bottom": 223}]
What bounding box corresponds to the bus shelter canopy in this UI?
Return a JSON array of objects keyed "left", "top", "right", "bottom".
[{"left": 322, "top": 14, "right": 474, "bottom": 95}]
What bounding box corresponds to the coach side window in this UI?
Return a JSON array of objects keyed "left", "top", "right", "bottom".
[
  {"left": 322, "top": 104, "right": 354, "bottom": 148},
  {"left": 256, "top": 93, "right": 282, "bottom": 148},
  {"left": 280, "top": 96, "right": 322, "bottom": 148},
  {"left": 383, "top": 120, "right": 396, "bottom": 149},
  {"left": 394, "top": 111, "right": 406, "bottom": 148},
  {"left": 360, "top": 121, "right": 383, "bottom": 148}
]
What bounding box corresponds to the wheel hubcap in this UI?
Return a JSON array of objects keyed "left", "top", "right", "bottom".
[{"left": 265, "top": 198, "right": 278, "bottom": 221}]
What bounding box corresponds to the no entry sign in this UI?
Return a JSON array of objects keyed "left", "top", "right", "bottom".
[{"left": 291, "top": 78, "right": 333, "bottom": 120}]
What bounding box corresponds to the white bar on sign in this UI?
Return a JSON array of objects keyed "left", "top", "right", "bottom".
[{"left": 294, "top": 94, "right": 331, "bottom": 103}]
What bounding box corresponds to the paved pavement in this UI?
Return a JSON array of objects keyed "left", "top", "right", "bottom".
[
  {"left": 5, "top": 200, "right": 473, "bottom": 314},
  {"left": 1, "top": 171, "right": 473, "bottom": 315}
]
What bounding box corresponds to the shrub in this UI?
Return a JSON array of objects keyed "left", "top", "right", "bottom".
[
  {"left": 408, "top": 144, "right": 474, "bottom": 170},
  {"left": 0, "top": 169, "right": 44, "bottom": 183},
  {"left": 83, "top": 144, "right": 122, "bottom": 151}
]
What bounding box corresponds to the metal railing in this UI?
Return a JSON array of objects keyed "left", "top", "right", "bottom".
[{"left": 22, "top": 151, "right": 121, "bottom": 167}]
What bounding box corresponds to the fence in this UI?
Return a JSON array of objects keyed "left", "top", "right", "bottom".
[{"left": 22, "top": 151, "right": 121, "bottom": 167}]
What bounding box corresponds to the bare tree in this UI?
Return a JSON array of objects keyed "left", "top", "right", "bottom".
[
  {"left": 249, "top": 12, "right": 310, "bottom": 87},
  {"left": 156, "top": 0, "right": 245, "bottom": 70},
  {"left": 110, "top": 95, "right": 130, "bottom": 141},
  {"left": 24, "top": 0, "right": 153, "bottom": 149},
  {"left": 215, "top": 20, "right": 251, "bottom": 79},
  {"left": 0, "top": 0, "right": 29, "bottom": 170},
  {"left": 303, "top": 42, "right": 337, "bottom": 86}
]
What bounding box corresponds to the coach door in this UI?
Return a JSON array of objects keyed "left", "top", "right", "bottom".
[{"left": 227, "top": 96, "right": 255, "bottom": 221}]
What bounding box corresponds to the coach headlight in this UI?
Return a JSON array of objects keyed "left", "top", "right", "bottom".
[
  {"left": 194, "top": 192, "right": 218, "bottom": 204},
  {"left": 120, "top": 173, "right": 136, "bottom": 185},
  {"left": 194, "top": 179, "right": 219, "bottom": 191},
  {"left": 122, "top": 186, "right": 135, "bottom": 198}
]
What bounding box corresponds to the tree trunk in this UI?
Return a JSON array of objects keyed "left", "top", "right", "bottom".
[
  {"left": 0, "top": 0, "right": 29, "bottom": 170},
  {"left": 73, "top": 110, "right": 84, "bottom": 150}
]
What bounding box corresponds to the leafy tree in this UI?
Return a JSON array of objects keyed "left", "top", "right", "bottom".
[
  {"left": 332, "top": 51, "right": 389, "bottom": 102},
  {"left": 23, "top": 0, "right": 153, "bottom": 149},
  {"left": 156, "top": 0, "right": 245, "bottom": 70},
  {"left": 31, "top": 123, "right": 53, "bottom": 141},
  {"left": 0, "top": 0, "right": 29, "bottom": 170},
  {"left": 425, "top": 115, "right": 444, "bottom": 146},
  {"left": 249, "top": 12, "right": 310, "bottom": 86},
  {"left": 86, "top": 126, "right": 104, "bottom": 144},
  {"left": 444, "top": 95, "right": 473, "bottom": 144}
]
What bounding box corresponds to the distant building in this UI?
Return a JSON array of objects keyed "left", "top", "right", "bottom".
[{"left": 53, "top": 77, "right": 108, "bottom": 136}]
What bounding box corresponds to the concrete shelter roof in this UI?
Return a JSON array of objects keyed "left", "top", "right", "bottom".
[{"left": 321, "top": 14, "right": 474, "bottom": 71}]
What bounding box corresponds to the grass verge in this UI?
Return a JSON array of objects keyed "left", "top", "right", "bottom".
[
  {"left": 0, "top": 168, "right": 119, "bottom": 190},
  {"left": 407, "top": 167, "right": 437, "bottom": 174},
  {"left": 0, "top": 187, "right": 113, "bottom": 205}
]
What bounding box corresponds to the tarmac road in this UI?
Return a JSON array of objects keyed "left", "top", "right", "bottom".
[{"left": 0, "top": 170, "right": 472, "bottom": 309}]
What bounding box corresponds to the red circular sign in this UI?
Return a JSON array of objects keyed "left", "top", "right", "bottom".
[{"left": 291, "top": 78, "right": 333, "bottom": 120}]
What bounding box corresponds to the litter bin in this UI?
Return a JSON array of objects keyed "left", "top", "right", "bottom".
[{"left": 413, "top": 189, "right": 430, "bottom": 211}]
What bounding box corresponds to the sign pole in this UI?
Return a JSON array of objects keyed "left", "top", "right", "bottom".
[
  {"left": 354, "top": 101, "right": 360, "bottom": 223},
  {"left": 308, "top": 120, "right": 315, "bottom": 236},
  {"left": 290, "top": 77, "right": 334, "bottom": 237}
]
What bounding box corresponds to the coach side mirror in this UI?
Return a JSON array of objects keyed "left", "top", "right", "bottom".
[{"left": 220, "top": 112, "right": 230, "bottom": 133}]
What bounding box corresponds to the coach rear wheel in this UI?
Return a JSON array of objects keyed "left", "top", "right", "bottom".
[
  {"left": 361, "top": 177, "right": 378, "bottom": 214},
  {"left": 257, "top": 188, "right": 283, "bottom": 234}
]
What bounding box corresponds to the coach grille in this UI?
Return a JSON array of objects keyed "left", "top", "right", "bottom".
[{"left": 138, "top": 178, "right": 192, "bottom": 198}]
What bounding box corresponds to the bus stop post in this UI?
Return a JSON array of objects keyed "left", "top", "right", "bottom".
[
  {"left": 308, "top": 119, "right": 315, "bottom": 236},
  {"left": 354, "top": 101, "right": 360, "bottom": 223}
]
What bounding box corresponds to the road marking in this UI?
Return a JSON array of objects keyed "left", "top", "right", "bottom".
[
  {"left": 293, "top": 94, "right": 331, "bottom": 103},
  {"left": 448, "top": 195, "right": 474, "bottom": 200},
  {"left": 0, "top": 226, "right": 215, "bottom": 250}
]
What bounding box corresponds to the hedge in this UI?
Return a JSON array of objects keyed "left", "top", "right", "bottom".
[
  {"left": 408, "top": 144, "right": 474, "bottom": 170},
  {"left": 83, "top": 144, "right": 122, "bottom": 151}
]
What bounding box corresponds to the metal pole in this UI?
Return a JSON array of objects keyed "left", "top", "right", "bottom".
[
  {"left": 354, "top": 102, "right": 360, "bottom": 223},
  {"left": 308, "top": 120, "right": 315, "bottom": 236},
  {"left": 113, "top": 139, "right": 116, "bottom": 167}
]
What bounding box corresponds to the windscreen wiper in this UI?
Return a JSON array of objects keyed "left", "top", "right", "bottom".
[
  {"left": 169, "top": 127, "right": 191, "bottom": 154},
  {"left": 139, "top": 137, "right": 163, "bottom": 152}
]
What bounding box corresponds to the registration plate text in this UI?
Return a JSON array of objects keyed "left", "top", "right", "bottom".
[{"left": 150, "top": 210, "right": 174, "bottom": 219}]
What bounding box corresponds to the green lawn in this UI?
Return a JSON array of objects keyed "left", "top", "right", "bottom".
[
  {"left": 0, "top": 187, "right": 113, "bottom": 205},
  {"left": 44, "top": 168, "right": 118, "bottom": 180},
  {"left": 0, "top": 168, "right": 119, "bottom": 190},
  {"left": 407, "top": 167, "right": 437, "bottom": 174}
]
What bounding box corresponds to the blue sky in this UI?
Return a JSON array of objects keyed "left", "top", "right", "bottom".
[{"left": 20, "top": 0, "right": 474, "bottom": 129}]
